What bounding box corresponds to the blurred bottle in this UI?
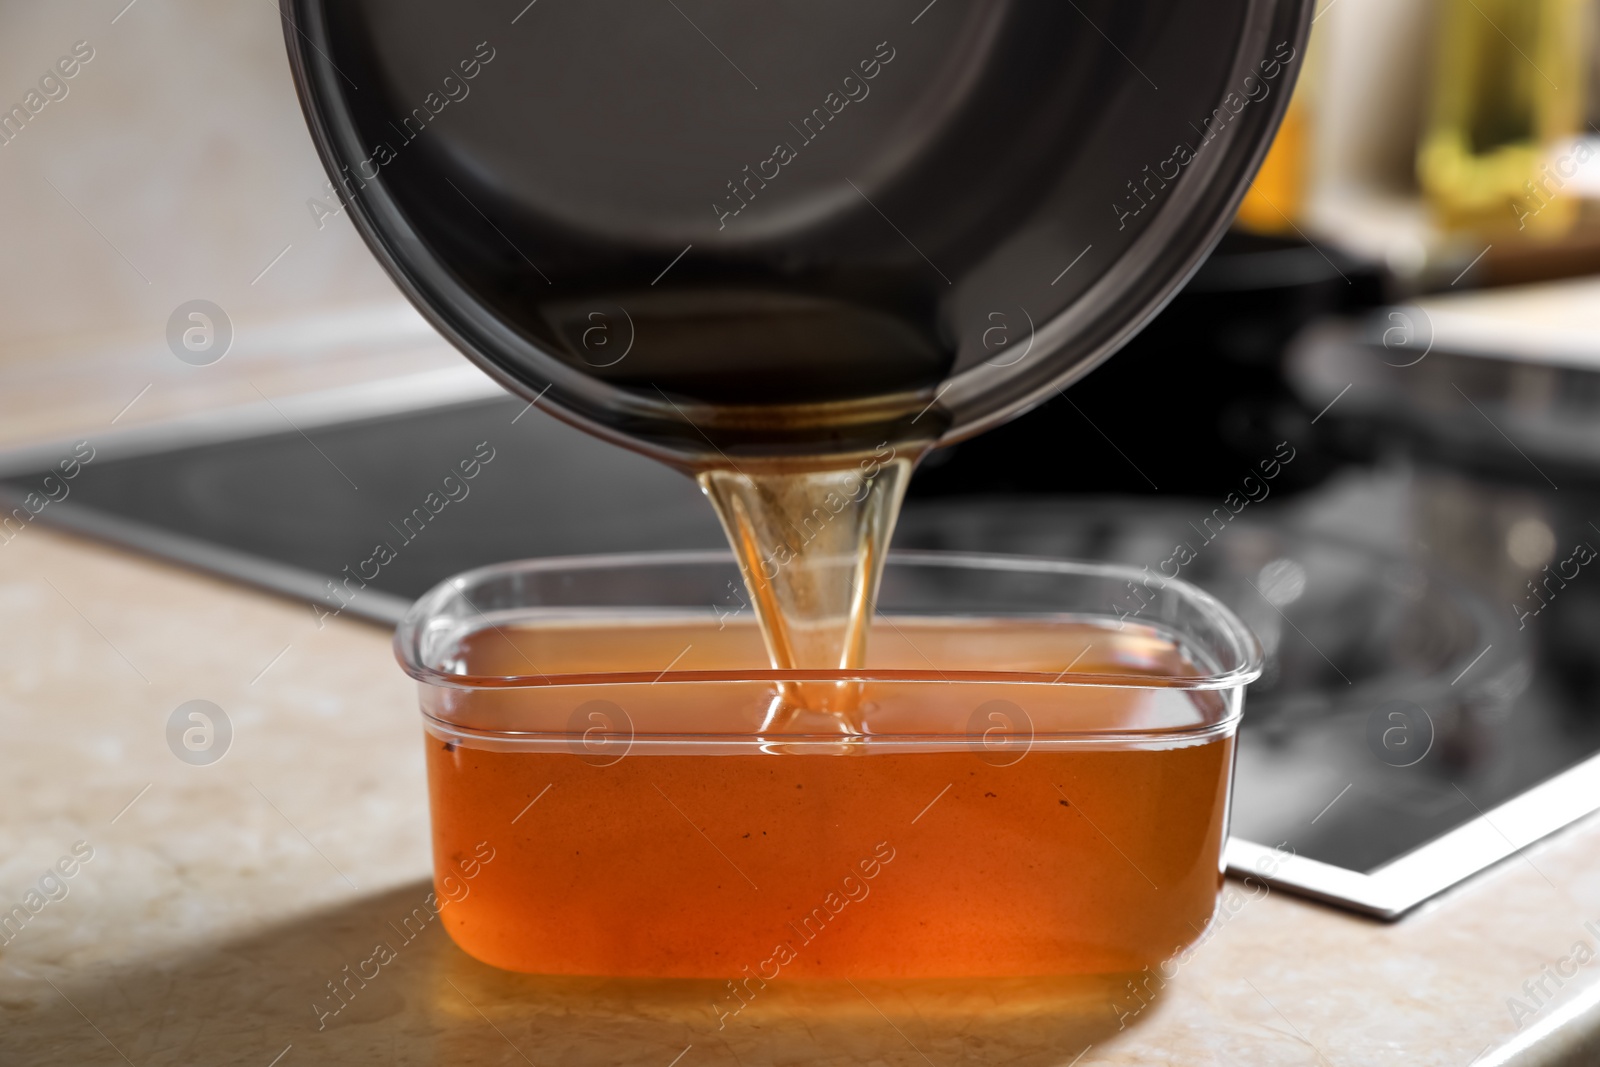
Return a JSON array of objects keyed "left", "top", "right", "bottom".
[
  {"left": 1236, "top": 22, "right": 1320, "bottom": 236},
  {"left": 1417, "top": 0, "right": 1591, "bottom": 237},
  {"left": 1236, "top": 88, "right": 1310, "bottom": 233}
]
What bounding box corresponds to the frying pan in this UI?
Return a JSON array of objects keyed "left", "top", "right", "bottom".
[{"left": 282, "top": 0, "right": 1313, "bottom": 464}]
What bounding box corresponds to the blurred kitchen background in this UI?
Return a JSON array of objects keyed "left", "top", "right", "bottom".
[{"left": 5, "top": 0, "right": 1600, "bottom": 895}]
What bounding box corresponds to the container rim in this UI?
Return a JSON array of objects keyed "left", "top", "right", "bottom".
[
  {"left": 394, "top": 549, "right": 1266, "bottom": 692},
  {"left": 420, "top": 712, "right": 1241, "bottom": 750}
]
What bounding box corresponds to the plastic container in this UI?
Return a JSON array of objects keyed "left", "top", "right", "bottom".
[{"left": 396, "top": 551, "right": 1262, "bottom": 980}]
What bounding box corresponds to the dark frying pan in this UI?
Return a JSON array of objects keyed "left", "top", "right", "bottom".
[{"left": 282, "top": 0, "right": 1312, "bottom": 464}]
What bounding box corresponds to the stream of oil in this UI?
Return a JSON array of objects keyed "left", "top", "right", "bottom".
[{"left": 696, "top": 444, "right": 921, "bottom": 734}]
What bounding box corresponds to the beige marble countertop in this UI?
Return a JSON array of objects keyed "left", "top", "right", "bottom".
[{"left": 3, "top": 361, "right": 1600, "bottom": 1067}]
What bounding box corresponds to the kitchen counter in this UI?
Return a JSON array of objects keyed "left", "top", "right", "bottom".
[{"left": 3, "top": 365, "right": 1600, "bottom": 1066}]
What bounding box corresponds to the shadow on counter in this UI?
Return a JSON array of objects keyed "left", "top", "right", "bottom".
[{"left": 8, "top": 880, "right": 1142, "bottom": 1067}]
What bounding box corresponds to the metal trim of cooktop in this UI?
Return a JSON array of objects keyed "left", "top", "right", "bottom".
[
  {"left": 0, "top": 364, "right": 505, "bottom": 479},
  {"left": 0, "top": 488, "right": 414, "bottom": 626},
  {"left": 8, "top": 380, "right": 1600, "bottom": 922},
  {"left": 1226, "top": 751, "right": 1600, "bottom": 919}
]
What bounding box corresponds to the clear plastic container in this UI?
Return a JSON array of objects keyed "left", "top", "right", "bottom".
[{"left": 395, "top": 551, "right": 1261, "bottom": 980}]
